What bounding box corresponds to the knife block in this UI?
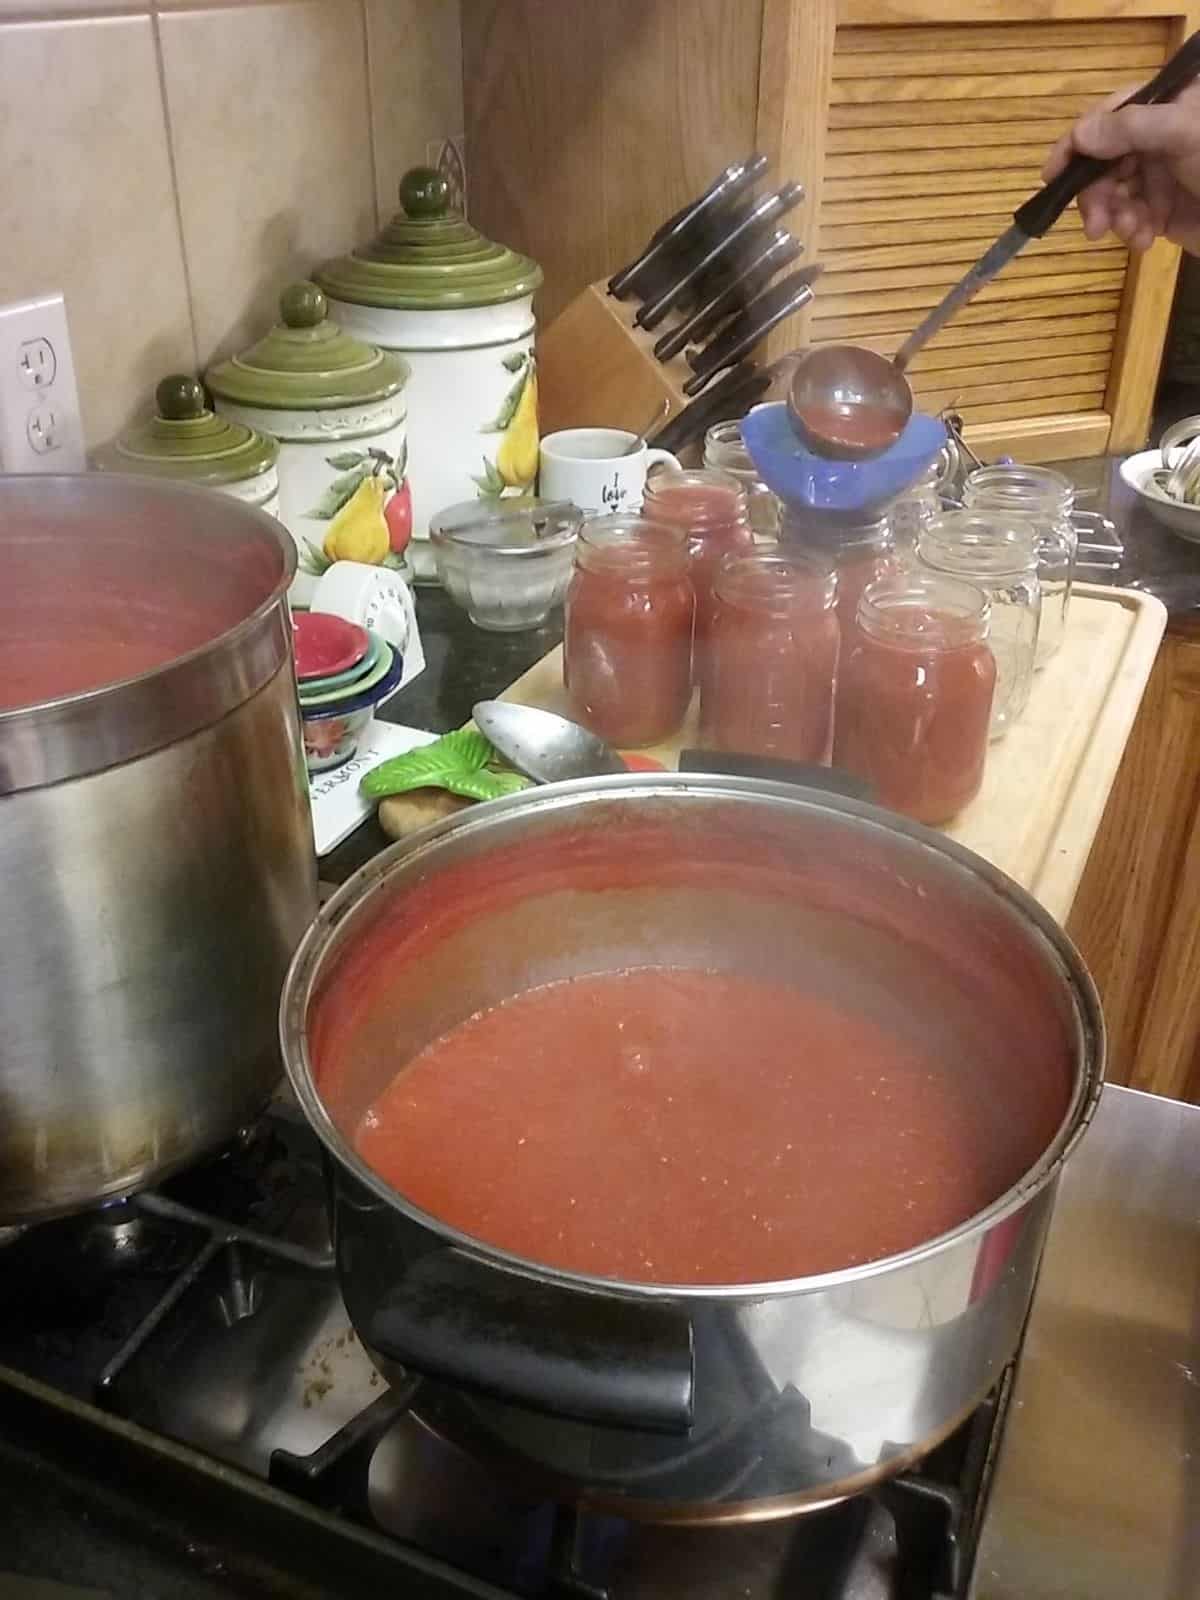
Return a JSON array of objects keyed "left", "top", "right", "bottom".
[{"left": 537, "top": 281, "right": 699, "bottom": 437}]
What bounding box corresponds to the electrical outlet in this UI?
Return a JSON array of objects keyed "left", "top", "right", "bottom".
[
  {"left": 0, "top": 292, "right": 85, "bottom": 472},
  {"left": 18, "top": 337, "right": 56, "bottom": 390},
  {"left": 27, "top": 405, "right": 63, "bottom": 454}
]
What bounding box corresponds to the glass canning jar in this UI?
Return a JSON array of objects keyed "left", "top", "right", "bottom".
[
  {"left": 779, "top": 507, "right": 896, "bottom": 634},
  {"left": 703, "top": 420, "right": 781, "bottom": 543},
  {"left": 962, "top": 464, "right": 1119, "bottom": 667},
  {"left": 833, "top": 572, "right": 995, "bottom": 826},
  {"left": 642, "top": 467, "right": 753, "bottom": 676},
  {"left": 916, "top": 511, "right": 1040, "bottom": 739},
  {"left": 888, "top": 460, "right": 945, "bottom": 564},
  {"left": 563, "top": 515, "right": 694, "bottom": 747},
  {"left": 699, "top": 552, "right": 839, "bottom": 763}
]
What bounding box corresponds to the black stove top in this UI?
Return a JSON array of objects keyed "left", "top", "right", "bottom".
[{"left": 0, "top": 1110, "right": 1006, "bottom": 1599}]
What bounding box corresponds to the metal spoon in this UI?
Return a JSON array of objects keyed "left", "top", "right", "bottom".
[
  {"left": 787, "top": 30, "right": 1200, "bottom": 461},
  {"left": 621, "top": 398, "right": 671, "bottom": 455},
  {"left": 473, "top": 701, "right": 626, "bottom": 783}
]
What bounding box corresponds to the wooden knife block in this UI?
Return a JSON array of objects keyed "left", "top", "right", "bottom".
[{"left": 537, "top": 281, "right": 700, "bottom": 437}]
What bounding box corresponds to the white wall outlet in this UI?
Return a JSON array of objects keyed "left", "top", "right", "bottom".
[{"left": 0, "top": 292, "right": 85, "bottom": 473}]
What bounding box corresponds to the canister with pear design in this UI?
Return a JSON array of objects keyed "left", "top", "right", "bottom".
[
  {"left": 206, "top": 283, "right": 411, "bottom": 606},
  {"left": 316, "top": 167, "right": 542, "bottom": 582}
]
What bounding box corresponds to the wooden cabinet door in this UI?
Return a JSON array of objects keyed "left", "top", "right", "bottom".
[
  {"left": 758, "top": 0, "right": 1199, "bottom": 459},
  {"left": 1069, "top": 630, "right": 1200, "bottom": 1103}
]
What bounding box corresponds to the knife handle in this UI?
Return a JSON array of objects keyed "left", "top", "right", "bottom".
[
  {"left": 635, "top": 183, "right": 805, "bottom": 332},
  {"left": 650, "top": 363, "right": 770, "bottom": 456},
  {"left": 1014, "top": 28, "right": 1200, "bottom": 238},
  {"left": 653, "top": 232, "right": 803, "bottom": 365}
]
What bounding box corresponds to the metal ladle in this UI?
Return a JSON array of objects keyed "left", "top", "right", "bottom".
[
  {"left": 787, "top": 30, "right": 1200, "bottom": 461},
  {"left": 473, "top": 701, "right": 626, "bottom": 784}
]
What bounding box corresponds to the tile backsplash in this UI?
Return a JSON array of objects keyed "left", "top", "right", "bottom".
[{"left": 0, "top": 0, "right": 464, "bottom": 449}]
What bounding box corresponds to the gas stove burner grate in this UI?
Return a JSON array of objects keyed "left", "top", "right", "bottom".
[{"left": 0, "top": 1109, "right": 1010, "bottom": 1599}]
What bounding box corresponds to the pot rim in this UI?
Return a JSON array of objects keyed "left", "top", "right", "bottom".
[
  {"left": 0, "top": 473, "right": 297, "bottom": 792},
  {"left": 280, "top": 773, "right": 1105, "bottom": 1302}
]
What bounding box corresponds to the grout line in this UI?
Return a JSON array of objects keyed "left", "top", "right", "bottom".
[
  {"left": 0, "top": 6, "right": 147, "bottom": 19},
  {"left": 359, "top": 0, "right": 381, "bottom": 230},
  {"left": 149, "top": 6, "right": 201, "bottom": 373},
  {"left": 0, "top": 0, "right": 326, "bottom": 14}
]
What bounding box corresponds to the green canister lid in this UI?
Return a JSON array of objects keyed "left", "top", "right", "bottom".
[
  {"left": 314, "top": 167, "right": 542, "bottom": 311},
  {"left": 94, "top": 375, "right": 278, "bottom": 486},
  {"left": 205, "top": 282, "right": 409, "bottom": 411}
]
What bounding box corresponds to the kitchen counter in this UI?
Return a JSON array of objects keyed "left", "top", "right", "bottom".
[
  {"left": 1051, "top": 449, "right": 1200, "bottom": 624},
  {"left": 329, "top": 454, "right": 1161, "bottom": 884},
  {"left": 973, "top": 1084, "right": 1200, "bottom": 1600}
]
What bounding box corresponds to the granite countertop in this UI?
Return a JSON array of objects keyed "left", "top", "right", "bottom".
[{"left": 1051, "top": 449, "right": 1200, "bottom": 620}]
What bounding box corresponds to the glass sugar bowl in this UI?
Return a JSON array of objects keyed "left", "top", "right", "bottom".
[
  {"left": 962, "top": 464, "right": 1118, "bottom": 667},
  {"left": 916, "top": 511, "right": 1040, "bottom": 739},
  {"left": 703, "top": 420, "right": 781, "bottom": 543}
]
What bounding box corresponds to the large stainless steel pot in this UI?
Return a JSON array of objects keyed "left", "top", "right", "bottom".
[
  {"left": 281, "top": 776, "right": 1102, "bottom": 1521},
  {"left": 0, "top": 474, "right": 317, "bottom": 1223}
]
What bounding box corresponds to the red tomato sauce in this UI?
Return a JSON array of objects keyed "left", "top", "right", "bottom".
[
  {"left": 0, "top": 634, "right": 191, "bottom": 711},
  {"left": 642, "top": 479, "right": 754, "bottom": 670},
  {"left": 352, "top": 965, "right": 1052, "bottom": 1286}
]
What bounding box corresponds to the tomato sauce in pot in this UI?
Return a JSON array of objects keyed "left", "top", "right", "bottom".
[
  {"left": 353, "top": 965, "right": 1052, "bottom": 1285},
  {"left": 310, "top": 812, "right": 1076, "bottom": 1291}
]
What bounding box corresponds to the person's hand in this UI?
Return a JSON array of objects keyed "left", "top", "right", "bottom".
[{"left": 1042, "top": 80, "right": 1200, "bottom": 255}]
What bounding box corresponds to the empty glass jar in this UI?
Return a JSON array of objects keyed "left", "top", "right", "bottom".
[
  {"left": 703, "top": 420, "right": 780, "bottom": 543},
  {"left": 888, "top": 460, "right": 944, "bottom": 564},
  {"left": 962, "top": 464, "right": 1119, "bottom": 667},
  {"left": 916, "top": 511, "right": 1040, "bottom": 739}
]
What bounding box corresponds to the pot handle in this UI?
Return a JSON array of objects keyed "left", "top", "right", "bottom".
[
  {"left": 678, "top": 749, "right": 874, "bottom": 802},
  {"left": 365, "top": 1247, "right": 695, "bottom": 1434}
]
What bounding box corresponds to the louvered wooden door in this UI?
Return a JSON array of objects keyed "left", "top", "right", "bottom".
[{"left": 759, "top": 0, "right": 1199, "bottom": 460}]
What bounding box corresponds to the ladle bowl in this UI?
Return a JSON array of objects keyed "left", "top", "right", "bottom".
[{"left": 786, "top": 345, "right": 913, "bottom": 460}]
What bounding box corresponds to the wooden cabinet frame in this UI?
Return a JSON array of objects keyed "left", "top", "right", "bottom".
[{"left": 756, "top": 0, "right": 1200, "bottom": 458}]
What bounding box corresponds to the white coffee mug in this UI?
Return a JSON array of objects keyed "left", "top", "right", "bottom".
[{"left": 539, "top": 428, "right": 679, "bottom": 515}]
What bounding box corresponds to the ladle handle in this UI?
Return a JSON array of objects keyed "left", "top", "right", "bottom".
[{"left": 1014, "top": 29, "right": 1200, "bottom": 237}]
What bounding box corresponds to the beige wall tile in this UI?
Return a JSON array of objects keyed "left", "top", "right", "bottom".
[
  {"left": 0, "top": 15, "right": 194, "bottom": 447},
  {"left": 159, "top": 0, "right": 376, "bottom": 369},
  {"left": 365, "top": 0, "right": 463, "bottom": 221}
]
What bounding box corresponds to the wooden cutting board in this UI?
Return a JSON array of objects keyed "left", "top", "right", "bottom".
[{"left": 492, "top": 584, "right": 1166, "bottom": 925}]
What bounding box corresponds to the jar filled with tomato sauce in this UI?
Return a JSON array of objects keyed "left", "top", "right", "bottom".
[
  {"left": 834, "top": 572, "right": 996, "bottom": 826},
  {"left": 700, "top": 552, "right": 839, "bottom": 762},
  {"left": 563, "top": 514, "right": 694, "bottom": 747},
  {"left": 641, "top": 468, "right": 753, "bottom": 671},
  {"left": 779, "top": 507, "right": 896, "bottom": 634}
]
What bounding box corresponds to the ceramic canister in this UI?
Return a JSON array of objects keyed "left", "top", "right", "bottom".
[
  {"left": 94, "top": 374, "right": 280, "bottom": 515},
  {"left": 206, "top": 283, "right": 410, "bottom": 606},
  {"left": 315, "top": 167, "right": 542, "bottom": 580}
]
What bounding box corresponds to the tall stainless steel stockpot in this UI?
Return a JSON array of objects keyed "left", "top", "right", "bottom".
[{"left": 1, "top": 475, "right": 317, "bottom": 1223}]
